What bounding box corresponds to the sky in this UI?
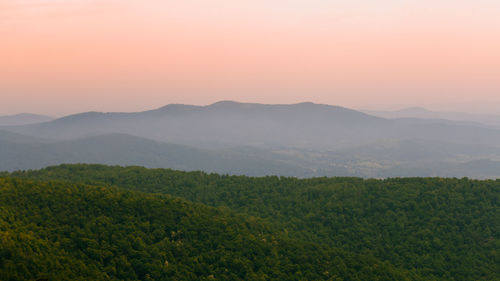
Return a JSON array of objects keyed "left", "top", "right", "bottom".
[{"left": 1, "top": 0, "right": 500, "bottom": 116}]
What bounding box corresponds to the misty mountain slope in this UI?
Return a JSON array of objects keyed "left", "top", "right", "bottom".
[
  {"left": 3, "top": 129, "right": 500, "bottom": 178},
  {"left": 365, "top": 107, "right": 500, "bottom": 128},
  {"left": 6, "top": 101, "right": 500, "bottom": 150},
  {"left": 299, "top": 139, "right": 500, "bottom": 178},
  {"left": 390, "top": 119, "right": 500, "bottom": 146},
  {"left": 0, "top": 130, "right": 53, "bottom": 144},
  {"left": 2, "top": 101, "right": 392, "bottom": 148},
  {"left": 4, "top": 101, "right": 500, "bottom": 178},
  {"left": 333, "top": 139, "right": 500, "bottom": 162},
  {"left": 0, "top": 131, "right": 318, "bottom": 176},
  {"left": 0, "top": 113, "right": 53, "bottom": 126}
]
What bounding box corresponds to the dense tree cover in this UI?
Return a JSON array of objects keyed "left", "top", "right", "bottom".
[
  {"left": 12, "top": 164, "right": 500, "bottom": 280},
  {"left": 0, "top": 177, "right": 420, "bottom": 281}
]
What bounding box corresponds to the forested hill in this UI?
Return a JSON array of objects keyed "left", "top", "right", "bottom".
[
  {"left": 0, "top": 177, "right": 415, "bottom": 281},
  {"left": 9, "top": 164, "right": 500, "bottom": 280}
]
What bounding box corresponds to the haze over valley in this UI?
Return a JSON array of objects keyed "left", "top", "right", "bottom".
[{"left": 2, "top": 101, "right": 500, "bottom": 178}]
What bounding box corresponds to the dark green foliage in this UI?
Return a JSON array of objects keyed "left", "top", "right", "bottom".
[
  {"left": 0, "top": 177, "right": 417, "bottom": 280},
  {"left": 12, "top": 164, "right": 500, "bottom": 280}
]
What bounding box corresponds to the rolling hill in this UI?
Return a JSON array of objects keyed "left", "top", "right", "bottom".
[
  {"left": 6, "top": 101, "right": 500, "bottom": 149},
  {"left": 0, "top": 113, "right": 53, "bottom": 126},
  {"left": 2, "top": 101, "right": 389, "bottom": 149},
  {"left": 3, "top": 130, "right": 500, "bottom": 178},
  {"left": 1, "top": 176, "right": 421, "bottom": 280},
  {"left": 3, "top": 101, "right": 500, "bottom": 178},
  {"left": 7, "top": 164, "right": 500, "bottom": 280},
  {"left": 364, "top": 107, "right": 500, "bottom": 128},
  {"left": 0, "top": 131, "right": 316, "bottom": 176}
]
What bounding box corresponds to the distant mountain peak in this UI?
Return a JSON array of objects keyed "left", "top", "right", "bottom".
[
  {"left": 154, "top": 103, "right": 199, "bottom": 112},
  {"left": 294, "top": 101, "right": 316, "bottom": 106},
  {"left": 0, "top": 113, "right": 53, "bottom": 126},
  {"left": 208, "top": 101, "right": 267, "bottom": 110},
  {"left": 210, "top": 100, "right": 242, "bottom": 106},
  {"left": 0, "top": 113, "right": 52, "bottom": 118}
]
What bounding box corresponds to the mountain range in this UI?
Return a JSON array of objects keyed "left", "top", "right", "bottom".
[
  {"left": 2, "top": 101, "right": 500, "bottom": 178},
  {"left": 364, "top": 107, "right": 500, "bottom": 128},
  {"left": 0, "top": 113, "right": 53, "bottom": 126}
]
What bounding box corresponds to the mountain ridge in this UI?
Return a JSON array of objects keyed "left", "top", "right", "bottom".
[
  {"left": 365, "top": 107, "right": 500, "bottom": 128},
  {"left": 3, "top": 101, "right": 500, "bottom": 178},
  {"left": 0, "top": 113, "right": 53, "bottom": 126}
]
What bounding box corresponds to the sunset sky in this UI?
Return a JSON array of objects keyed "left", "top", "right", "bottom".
[{"left": 1, "top": 0, "right": 500, "bottom": 116}]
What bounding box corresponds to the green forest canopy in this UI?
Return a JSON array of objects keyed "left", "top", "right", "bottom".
[{"left": 2, "top": 164, "right": 500, "bottom": 280}]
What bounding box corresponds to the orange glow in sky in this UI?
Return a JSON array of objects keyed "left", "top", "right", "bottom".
[{"left": 1, "top": 0, "right": 500, "bottom": 115}]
